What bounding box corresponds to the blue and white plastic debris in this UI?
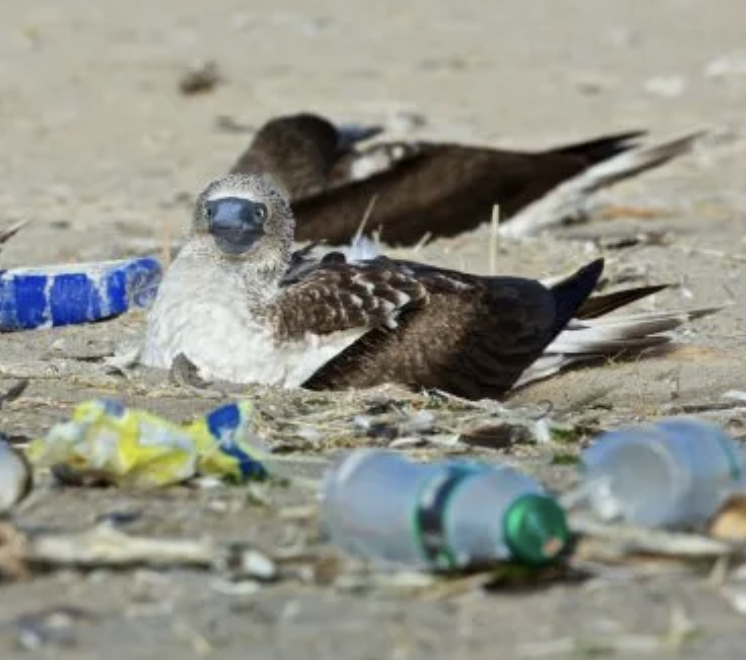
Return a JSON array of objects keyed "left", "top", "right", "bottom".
[
  {"left": 0, "top": 257, "right": 163, "bottom": 331},
  {"left": 27, "top": 399, "right": 269, "bottom": 488}
]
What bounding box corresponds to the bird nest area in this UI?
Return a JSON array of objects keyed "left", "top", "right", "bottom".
[
  {"left": 0, "top": 345, "right": 617, "bottom": 467},
  {"left": 1, "top": 253, "right": 746, "bottom": 658},
  {"left": 246, "top": 383, "right": 577, "bottom": 455}
]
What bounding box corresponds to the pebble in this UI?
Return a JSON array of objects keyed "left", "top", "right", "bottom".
[{"left": 644, "top": 75, "right": 688, "bottom": 98}]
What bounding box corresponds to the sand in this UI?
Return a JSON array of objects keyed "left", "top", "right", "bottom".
[{"left": 1, "top": 0, "right": 746, "bottom": 657}]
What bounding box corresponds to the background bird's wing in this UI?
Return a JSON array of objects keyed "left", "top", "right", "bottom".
[
  {"left": 289, "top": 143, "right": 604, "bottom": 246},
  {"left": 324, "top": 141, "right": 426, "bottom": 190}
]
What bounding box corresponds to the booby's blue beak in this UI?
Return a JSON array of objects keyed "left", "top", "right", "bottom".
[
  {"left": 335, "top": 122, "right": 383, "bottom": 152},
  {"left": 206, "top": 197, "right": 266, "bottom": 255}
]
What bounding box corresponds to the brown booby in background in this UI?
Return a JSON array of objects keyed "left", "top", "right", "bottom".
[
  {"left": 228, "top": 113, "right": 701, "bottom": 246},
  {"left": 141, "top": 173, "right": 719, "bottom": 401}
]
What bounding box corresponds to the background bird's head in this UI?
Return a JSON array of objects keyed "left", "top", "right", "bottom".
[
  {"left": 232, "top": 113, "right": 382, "bottom": 199},
  {"left": 192, "top": 173, "right": 295, "bottom": 278}
]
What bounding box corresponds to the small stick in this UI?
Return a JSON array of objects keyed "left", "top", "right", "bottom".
[
  {"left": 410, "top": 231, "right": 432, "bottom": 254},
  {"left": 0, "top": 219, "right": 29, "bottom": 247},
  {"left": 570, "top": 512, "right": 735, "bottom": 558},
  {"left": 27, "top": 524, "right": 215, "bottom": 567},
  {"left": 161, "top": 219, "right": 173, "bottom": 269},
  {"left": 489, "top": 204, "right": 500, "bottom": 276},
  {"left": 354, "top": 194, "right": 380, "bottom": 244}
]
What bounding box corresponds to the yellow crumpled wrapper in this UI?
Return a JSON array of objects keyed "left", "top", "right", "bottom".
[{"left": 26, "top": 399, "right": 269, "bottom": 488}]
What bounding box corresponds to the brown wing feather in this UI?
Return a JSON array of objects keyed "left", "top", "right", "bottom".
[
  {"left": 269, "top": 261, "right": 429, "bottom": 341},
  {"left": 301, "top": 258, "right": 604, "bottom": 400},
  {"left": 302, "top": 271, "right": 561, "bottom": 399}
]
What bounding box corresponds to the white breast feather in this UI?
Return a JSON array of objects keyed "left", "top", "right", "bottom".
[{"left": 141, "top": 251, "right": 367, "bottom": 387}]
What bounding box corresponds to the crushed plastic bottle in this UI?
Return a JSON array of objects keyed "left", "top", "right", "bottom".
[
  {"left": 26, "top": 399, "right": 268, "bottom": 488},
  {"left": 0, "top": 256, "right": 162, "bottom": 331},
  {"left": 578, "top": 416, "right": 746, "bottom": 529},
  {"left": 321, "top": 448, "right": 570, "bottom": 570}
]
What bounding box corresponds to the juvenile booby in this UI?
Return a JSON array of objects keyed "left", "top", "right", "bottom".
[
  {"left": 229, "top": 112, "right": 700, "bottom": 246},
  {"left": 141, "top": 173, "right": 718, "bottom": 401}
]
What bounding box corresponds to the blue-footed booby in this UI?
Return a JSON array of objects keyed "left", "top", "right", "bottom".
[{"left": 141, "top": 173, "right": 717, "bottom": 400}]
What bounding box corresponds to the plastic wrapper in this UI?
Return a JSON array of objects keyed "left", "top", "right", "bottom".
[{"left": 26, "top": 399, "right": 268, "bottom": 488}]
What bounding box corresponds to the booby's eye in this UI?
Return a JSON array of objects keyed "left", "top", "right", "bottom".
[{"left": 254, "top": 203, "right": 268, "bottom": 221}]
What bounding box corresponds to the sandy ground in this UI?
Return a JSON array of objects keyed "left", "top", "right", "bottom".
[{"left": 1, "top": 0, "right": 746, "bottom": 657}]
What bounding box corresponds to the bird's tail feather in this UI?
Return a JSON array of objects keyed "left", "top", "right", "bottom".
[
  {"left": 499, "top": 129, "right": 705, "bottom": 238},
  {"left": 546, "top": 130, "right": 646, "bottom": 165},
  {"left": 547, "top": 258, "right": 606, "bottom": 337},
  {"left": 514, "top": 304, "right": 723, "bottom": 389},
  {"left": 576, "top": 284, "right": 670, "bottom": 319}
]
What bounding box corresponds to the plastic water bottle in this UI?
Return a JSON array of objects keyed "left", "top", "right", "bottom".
[
  {"left": 0, "top": 438, "right": 32, "bottom": 513},
  {"left": 579, "top": 416, "right": 746, "bottom": 529},
  {"left": 320, "top": 448, "right": 570, "bottom": 570}
]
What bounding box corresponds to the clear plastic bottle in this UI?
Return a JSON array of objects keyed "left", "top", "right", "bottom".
[
  {"left": 320, "top": 448, "right": 570, "bottom": 570},
  {"left": 579, "top": 416, "right": 746, "bottom": 528},
  {"left": 0, "top": 437, "right": 32, "bottom": 512}
]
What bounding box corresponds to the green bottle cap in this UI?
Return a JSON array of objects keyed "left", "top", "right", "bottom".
[{"left": 502, "top": 494, "right": 570, "bottom": 565}]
